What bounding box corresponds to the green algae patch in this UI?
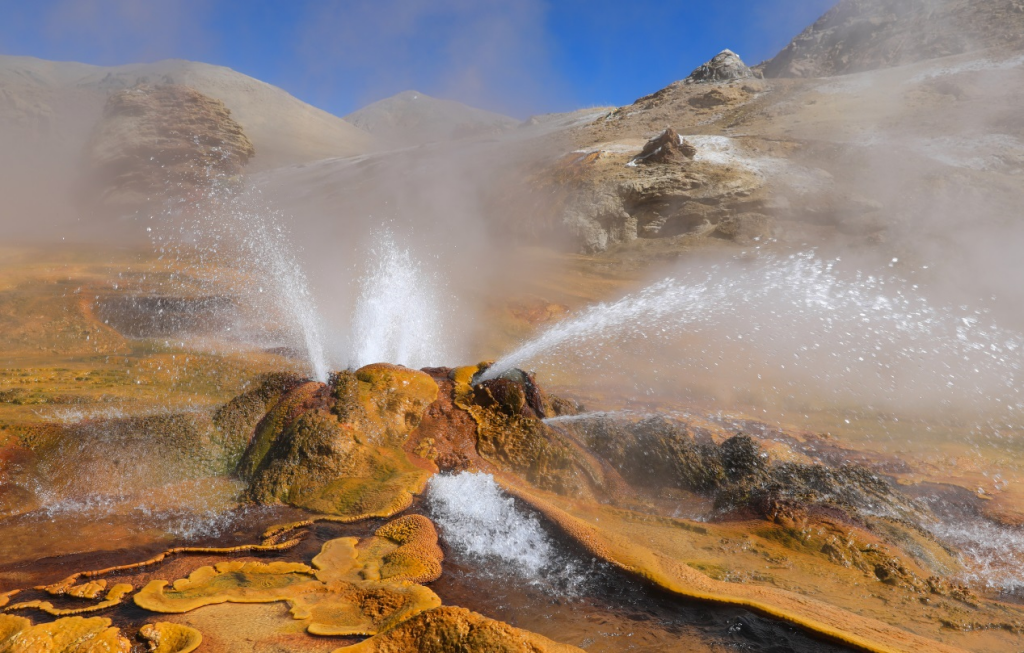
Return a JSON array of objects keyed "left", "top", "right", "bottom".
[
  {"left": 332, "top": 606, "right": 583, "bottom": 653},
  {"left": 138, "top": 622, "right": 202, "bottom": 653},
  {"left": 238, "top": 381, "right": 325, "bottom": 480},
  {"left": 212, "top": 372, "right": 303, "bottom": 471},
  {"left": 284, "top": 444, "right": 429, "bottom": 518}
]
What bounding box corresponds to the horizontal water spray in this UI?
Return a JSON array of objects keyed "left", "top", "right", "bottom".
[
  {"left": 483, "top": 251, "right": 1024, "bottom": 421},
  {"left": 480, "top": 276, "right": 721, "bottom": 382}
]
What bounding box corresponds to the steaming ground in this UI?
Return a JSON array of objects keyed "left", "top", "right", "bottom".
[{"left": 3, "top": 5, "right": 1024, "bottom": 646}]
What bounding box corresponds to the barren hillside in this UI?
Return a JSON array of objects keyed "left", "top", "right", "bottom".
[
  {"left": 764, "top": 0, "right": 1024, "bottom": 78},
  {"left": 345, "top": 90, "right": 518, "bottom": 146}
]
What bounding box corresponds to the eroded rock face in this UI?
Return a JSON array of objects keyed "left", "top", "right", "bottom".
[
  {"left": 562, "top": 155, "right": 771, "bottom": 250},
  {"left": 81, "top": 84, "right": 255, "bottom": 219}
]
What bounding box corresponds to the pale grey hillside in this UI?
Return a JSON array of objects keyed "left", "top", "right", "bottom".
[
  {"left": 345, "top": 90, "right": 519, "bottom": 146},
  {"left": 0, "top": 55, "right": 377, "bottom": 171}
]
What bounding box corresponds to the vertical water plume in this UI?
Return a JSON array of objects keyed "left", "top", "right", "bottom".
[
  {"left": 237, "top": 207, "right": 330, "bottom": 383},
  {"left": 349, "top": 229, "right": 452, "bottom": 369},
  {"left": 149, "top": 181, "right": 330, "bottom": 382}
]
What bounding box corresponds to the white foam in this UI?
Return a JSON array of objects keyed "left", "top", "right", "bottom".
[
  {"left": 426, "top": 472, "right": 588, "bottom": 591},
  {"left": 929, "top": 518, "right": 1024, "bottom": 593}
]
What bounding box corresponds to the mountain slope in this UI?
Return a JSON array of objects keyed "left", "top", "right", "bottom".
[
  {"left": 345, "top": 90, "right": 519, "bottom": 146},
  {"left": 0, "top": 56, "right": 376, "bottom": 172},
  {"left": 764, "top": 0, "right": 1024, "bottom": 78}
]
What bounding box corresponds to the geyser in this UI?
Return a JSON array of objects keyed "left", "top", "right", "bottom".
[
  {"left": 348, "top": 229, "right": 453, "bottom": 370},
  {"left": 483, "top": 251, "right": 1024, "bottom": 421},
  {"left": 149, "top": 181, "right": 330, "bottom": 382}
]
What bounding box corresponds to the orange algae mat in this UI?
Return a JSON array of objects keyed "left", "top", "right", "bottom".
[
  {"left": 4, "top": 275, "right": 1024, "bottom": 653},
  {"left": 501, "top": 482, "right": 973, "bottom": 653}
]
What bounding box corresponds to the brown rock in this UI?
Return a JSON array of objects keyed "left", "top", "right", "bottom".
[
  {"left": 81, "top": 84, "right": 255, "bottom": 218},
  {"left": 630, "top": 128, "right": 697, "bottom": 166}
]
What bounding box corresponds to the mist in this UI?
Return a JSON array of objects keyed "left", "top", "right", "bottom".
[{"left": 2, "top": 0, "right": 1024, "bottom": 423}]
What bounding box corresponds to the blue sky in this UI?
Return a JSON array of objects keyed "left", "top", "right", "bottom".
[{"left": 0, "top": 0, "right": 836, "bottom": 118}]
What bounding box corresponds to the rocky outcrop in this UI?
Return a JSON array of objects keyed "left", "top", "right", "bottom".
[
  {"left": 239, "top": 364, "right": 438, "bottom": 518},
  {"left": 763, "top": 0, "right": 1024, "bottom": 78},
  {"left": 80, "top": 84, "right": 255, "bottom": 218},
  {"left": 569, "top": 415, "right": 927, "bottom": 525},
  {"left": 686, "top": 49, "right": 758, "bottom": 83},
  {"left": 547, "top": 139, "right": 774, "bottom": 252},
  {"left": 629, "top": 128, "right": 697, "bottom": 165}
]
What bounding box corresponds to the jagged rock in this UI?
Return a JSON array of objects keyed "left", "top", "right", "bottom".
[
  {"left": 81, "top": 84, "right": 255, "bottom": 218},
  {"left": 630, "top": 128, "right": 697, "bottom": 165},
  {"left": 546, "top": 145, "right": 766, "bottom": 252},
  {"left": 686, "top": 49, "right": 758, "bottom": 84}
]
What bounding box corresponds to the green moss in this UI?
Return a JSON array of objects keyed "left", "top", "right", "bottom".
[
  {"left": 213, "top": 372, "right": 302, "bottom": 472},
  {"left": 239, "top": 368, "right": 436, "bottom": 518}
]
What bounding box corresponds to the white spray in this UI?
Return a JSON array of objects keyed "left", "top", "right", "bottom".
[{"left": 348, "top": 229, "right": 452, "bottom": 369}]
